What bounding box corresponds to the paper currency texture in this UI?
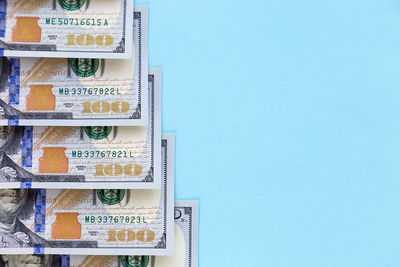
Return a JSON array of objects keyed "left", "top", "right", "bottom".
[
  {"left": 0, "top": 69, "right": 161, "bottom": 189},
  {"left": 0, "top": 200, "right": 198, "bottom": 267},
  {"left": 0, "top": 133, "right": 174, "bottom": 255},
  {"left": 0, "top": 0, "right": 134, "bottom": 58},
  {"left": 0, "top": 6, "right": 148, "bottom": 126}
]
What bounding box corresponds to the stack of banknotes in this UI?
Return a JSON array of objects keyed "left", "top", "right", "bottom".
[{"left": 0, "top": 2, "right": 198, "bottom": 267}]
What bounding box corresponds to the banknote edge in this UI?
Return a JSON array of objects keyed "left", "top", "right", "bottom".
[
  {"left": 0, "top": 5, "right": 148, "bottom": 126},
  {"left": 0, "top": 0, "right": 134, "bottom": 59},
  {"left": 175, "top": 200, "right": 199, "bottom": 267}
]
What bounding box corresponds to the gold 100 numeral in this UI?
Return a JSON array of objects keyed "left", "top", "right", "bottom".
[
  {"left": 66, "top": 34, "right": 114, "bottom": 47},
  {"left": 83, "top": 101, "right": 130, "bottom": 113},
  {"left": 107, "top": 229, "right": 155, "bottom": 242},
  {"left": 95, "top": 164, "right": 142, "bottom": 177}
]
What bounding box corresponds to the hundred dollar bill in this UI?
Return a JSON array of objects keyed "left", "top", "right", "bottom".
[
  {"left": 0, "top": 0, "right": 133, "bottom": 59},
  {"left": 0, "top": 6, "right": 148, "bottom": 126},
  {"left": 0, "top": 134, "right": 174, "bottom": 255},
  {"left": 0, "top": 68, "right": 161, "bottom": 189},
  {"left": 0, "top": 200, "right": 198, "bottom": 266}
]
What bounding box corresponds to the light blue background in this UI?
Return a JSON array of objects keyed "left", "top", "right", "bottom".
[{"left": 137, "top": 0, "right": 400, "bottom": 266}]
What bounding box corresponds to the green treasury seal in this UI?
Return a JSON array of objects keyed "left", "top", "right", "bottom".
[
  {"left": 69, "top": 58, "right": 99, "bottom": 78},
  {"left": 83, "top": 126, "right": 112, "bottom": 140},
  {"left": 120, "top": 256, "right": 150, "bottom": 267},
  {"left": 58, "top": 0, "right": 86, "bottom": 11},
  {"left": 97, "top": 189, "right": 126, "bottom": 205}
]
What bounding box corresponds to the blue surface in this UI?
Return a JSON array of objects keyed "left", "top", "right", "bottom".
[{"left": 137, "top": 0, "right": 400, "bottom": 266}]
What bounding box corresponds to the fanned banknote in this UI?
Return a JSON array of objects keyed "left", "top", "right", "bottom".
[
  {"left": 0, "top": 69, "right": 161, "bottom": 189},
  {"left": 0, "top": 5, "right": 148, "bottom": 126},
  {"left": 0, "top": 133, "right": 174, "bottom": 255},
  {"left": 0, "top": 0, "right": 133, "bottom": 59},
  {"left": 0, "top": 200, "right": 198, "bottom": 267}
]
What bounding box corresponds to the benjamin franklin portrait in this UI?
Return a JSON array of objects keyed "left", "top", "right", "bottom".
[
  {"left": 0, "top": 126, "right": 35, "bottom": 183},
  {"left": 0, "top": 57, "right": 24, "bottom": 120},
  {"left": 0, "top": 189, "right": 46, "bottom": 248},
  {"left": 0, "top": 254, "right": 60, "bottom": 267},
  {"left": 0, "top": 188, "right": 97, "bottom": 251}
]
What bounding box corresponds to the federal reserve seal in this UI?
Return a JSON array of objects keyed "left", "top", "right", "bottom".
[
  {"left": 83, "top": 126, "right": 112, "bottom": 140},
  {"left": 69, "top": 58, "right": 99, "bottom": 78},
  {"left": 58, "top": 0, "right": 86, "bottom": 11},
  {"left": 97, "top": 189, "right": 126, "bottom": 205},
  {"left": 120, "top": 256, "right": 150, "bottom": 267}
]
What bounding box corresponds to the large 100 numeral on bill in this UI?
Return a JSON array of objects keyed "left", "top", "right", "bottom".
[
  {"left": 0, "top": 134, "right": 174, "bottom": 255},
  {"left": 0, "top": 6, "right": 148, "bottom": 126},
  {"left": 0, "top": 69, "right": 161, "bottom": 189},
  {"left": 0, "top": 0, "right": 133, "bottom": 59},
  {"left": 0, "top": 200, "right": 198, "bottom": 267}
]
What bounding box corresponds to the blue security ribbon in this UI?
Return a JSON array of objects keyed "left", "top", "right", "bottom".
[
  {"left": 34, "top": 189, "right": 46, "bottom": 233},
  {"left": 20, "top": 178, "right": 32, "bottom": 188},
  {"left": 0, "top": 0, "right": 6, "bottom": 38},
  {"left": 22, "top": 126, "right": 33, "bottom": 167},
  {"left": 33, "top": 244, "right": 44, "bottom": 255},
  {"left": 8, "top": 58, "right": 20, "bottom": 105},
  {"left": 59, "top": 255, "right": 70, "bottom": 267},
  {"left": 7, "top": 115, "right": 18, "bottom": 125}
]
